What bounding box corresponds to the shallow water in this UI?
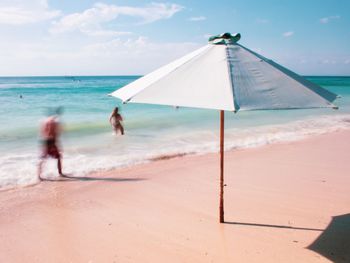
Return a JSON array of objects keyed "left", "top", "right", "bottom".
[{"left": 0, "top": 76, "right": 349, "bottom": 190}]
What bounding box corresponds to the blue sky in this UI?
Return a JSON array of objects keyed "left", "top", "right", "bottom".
[{"left": 0, "top": 0, "right": 349, "bottom": 76}]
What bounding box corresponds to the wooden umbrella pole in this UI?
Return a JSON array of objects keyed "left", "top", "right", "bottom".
[{"left": 219, "top": 110, "right": 225, "bottom": 223}]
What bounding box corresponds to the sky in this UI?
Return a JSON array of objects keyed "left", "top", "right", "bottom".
[{"left": 0, "top": 0, "right": 349, "bottom": 76}]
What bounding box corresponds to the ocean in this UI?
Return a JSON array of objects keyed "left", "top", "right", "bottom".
[{"left": 0, "top": 76, "right": 350, "bottom": 190}]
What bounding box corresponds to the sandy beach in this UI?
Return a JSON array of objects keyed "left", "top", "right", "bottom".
[{"left": 0, "top": 130, "right": 349, "bottom": 262}]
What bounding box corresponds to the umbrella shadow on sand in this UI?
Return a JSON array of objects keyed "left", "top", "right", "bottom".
[
  {"left": 42, "top": 174, "right": 145, "bottom": 183},
  {"left": 308, "top": 213, "right": 350, "bottom": 263},
  {"left": 224, "top": 221, "right": 324, "bottom": 232},
  {"left": 226, "top": 215, "right": 350, "bottom": 262}
]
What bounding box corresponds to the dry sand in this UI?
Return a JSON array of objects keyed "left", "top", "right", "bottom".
[{"left": 0, "top": 130, "right": 349, "bottom": 262}]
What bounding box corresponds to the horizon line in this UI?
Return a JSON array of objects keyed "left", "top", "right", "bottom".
[{"left": 0, "top": 74, "right": 349, "bottom": 78}]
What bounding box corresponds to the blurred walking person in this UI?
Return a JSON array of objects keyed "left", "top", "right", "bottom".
[{"left": 38, "top": 107, "right": 64, "bottom": 180}]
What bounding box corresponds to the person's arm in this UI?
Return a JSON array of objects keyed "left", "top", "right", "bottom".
[{"left": 56, "top": 121, "right": 63, "bottom": 137}]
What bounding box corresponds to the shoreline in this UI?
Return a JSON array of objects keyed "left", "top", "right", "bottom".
[
  {"left": 0, "top": 130, "right": 349, "bottom": 262},
  {"left": 1, "top": 111, "right": 350, "bottom": 190}
]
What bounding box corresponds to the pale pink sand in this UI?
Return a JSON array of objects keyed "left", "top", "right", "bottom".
[{"left": 0, "top": 131, "right": 349, "bottom": 262}]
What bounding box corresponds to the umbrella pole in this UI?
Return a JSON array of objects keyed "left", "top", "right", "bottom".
[{"left": 219, "top": 110, "right": 225, "bottom": 223}]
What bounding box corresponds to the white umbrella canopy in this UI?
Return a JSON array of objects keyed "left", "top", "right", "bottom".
[
  {"left": 110, "top": 33, "right": 337, "bottom": 111},
  {"left": 110, "top": 33, "right": 338, "bottom": 223}
]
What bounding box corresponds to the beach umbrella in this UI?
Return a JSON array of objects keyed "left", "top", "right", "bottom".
[{"left": 110, "top": 33, "right": 338, "bottom": 223}]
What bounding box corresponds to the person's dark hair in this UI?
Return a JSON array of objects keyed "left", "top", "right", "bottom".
[
  {"left": 56, "top": 106, "right": 64, "bottom": 115},
  {"left": 45, "top": 106, "right": 63, "bottom": 116},
  {"left": 113, "top": 107, "right": 119, "bottom": 114}
]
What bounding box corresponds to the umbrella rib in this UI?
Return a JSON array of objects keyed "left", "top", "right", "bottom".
[{"left": 225, "top": 45, "right": 240, "bottom": 112}]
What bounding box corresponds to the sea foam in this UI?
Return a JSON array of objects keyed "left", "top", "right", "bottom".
[{"left": 1, "top": 113, "right": 349, "bottom": 191}]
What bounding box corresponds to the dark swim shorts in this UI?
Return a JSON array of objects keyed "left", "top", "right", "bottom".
[{"left": 41, "top": 139, "right": 61, "bottom": 159}]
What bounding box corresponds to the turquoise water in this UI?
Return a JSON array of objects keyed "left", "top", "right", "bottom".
[{"left": 0, "top": 76, "right": 350, "bottom": 189}]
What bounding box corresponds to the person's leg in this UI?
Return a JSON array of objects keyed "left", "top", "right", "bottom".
[
  {"left": 112, "top": 124, "right": 118, "bottom": 135},
  {"left": 58, "top": 157, "right": 63, "bottom": 175},
  {"left": 120, "top": 124, "right": 124, "bottom": 135},
  {"left": 38, "top": 159, "right": 44, "bottom": 180}
]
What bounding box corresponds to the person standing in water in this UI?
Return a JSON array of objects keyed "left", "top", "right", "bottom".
[
  {"left": 38, "top": 107, "right": 64, "bottom": 180},
  {"left": 109, "top": 107, "right": 124, "bottom": 135}
]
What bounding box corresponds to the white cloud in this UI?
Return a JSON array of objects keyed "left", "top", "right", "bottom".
[
  {"left": 320, "top": 15, "right": 340, "bottom": 24},
  {"left": 189, "top": 16, "right": 206, "bottom": 21},
  {"left": 283, "top": 31, "right": 294, "bottom": 37},
  {"left": 83, "top": 30, "right": 132, "bottom": 37},
  {"left": 0, "top": 0, "right": 61, "bottom": 25},
  {"left": 256, "top": 18, "right": 269, "bottom": 24},
  {"left": 81, "top": 37, "right": 199, "bottom": 64},
  {"left": 50, "top": 2, "right": 183, "bottom": 35},
  {"left": 271, "top": 51, "right": 350, "bottom": 75},
  {"left": 0, "top": 36, "right": 201, "bottom": 75},
  {"left": 320, "top": 59, "right": 337, "bottom": 64}
]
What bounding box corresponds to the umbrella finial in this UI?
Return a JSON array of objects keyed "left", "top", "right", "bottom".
[{"left": 208, "top": 33, "right": 241, "bottom": 45}]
